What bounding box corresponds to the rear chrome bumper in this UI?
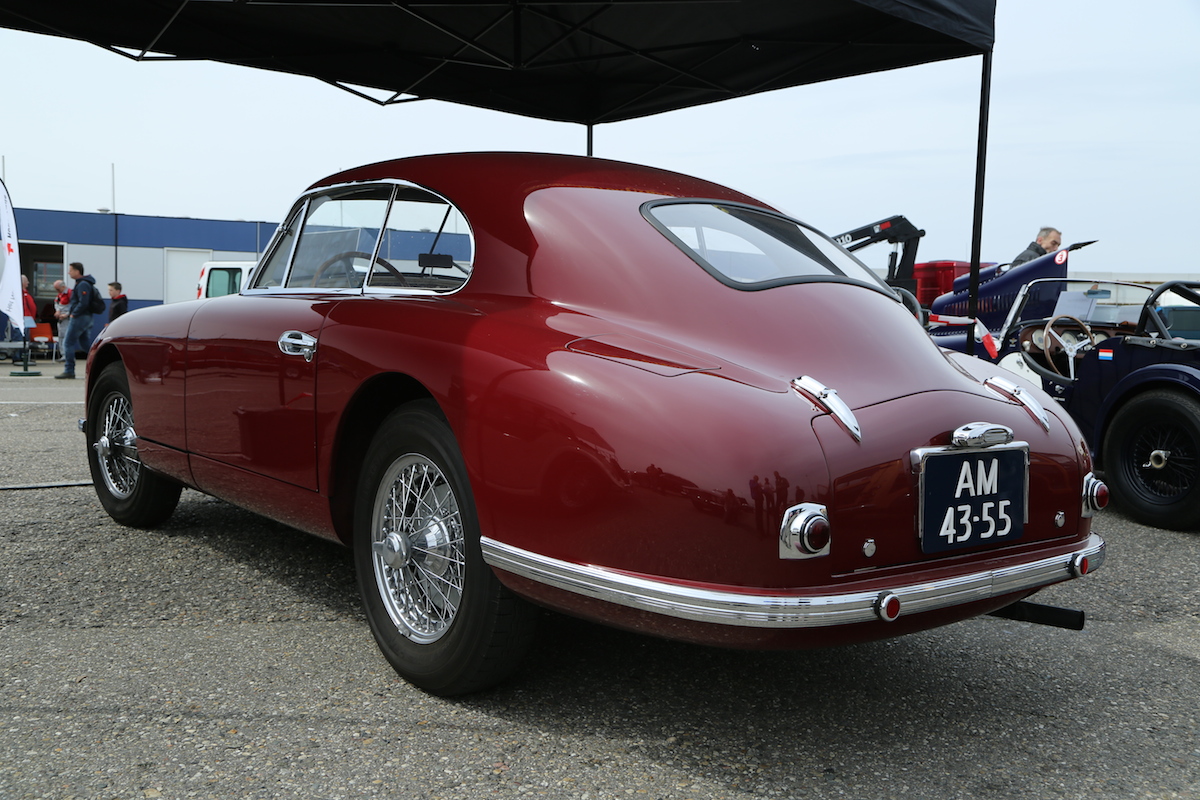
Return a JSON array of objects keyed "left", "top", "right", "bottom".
[{"left": 481, "top": 533, "right": 1105, "bottom": 629}]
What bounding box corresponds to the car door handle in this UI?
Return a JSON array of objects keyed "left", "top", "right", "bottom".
[{"left": 278, "top": 330, "right": 318, "bottom": 362}]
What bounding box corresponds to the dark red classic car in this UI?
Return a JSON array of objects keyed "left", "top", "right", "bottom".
[{"left": 84, "top": 153, "right": 1107, "bottom": 695}]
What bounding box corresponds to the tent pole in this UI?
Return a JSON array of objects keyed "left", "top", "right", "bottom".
[{"left": 966, "top": 49, "right": 993, "bottom": 357}]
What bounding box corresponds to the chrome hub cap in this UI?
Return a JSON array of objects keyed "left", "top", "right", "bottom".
[
  {"left": 94, "top": 393, "right": 140, "bottom": 500},
  {"left": 378, "top": 531, "right": 412, "bottom": 569},
  {"left": 1130, "top": 423, "right": 1195, "bottom": 500},
  {"left": 1145, "top": 449, "right": 1171, "bottom": 470},
  {"left": 371, "top": 454, "right": 465, "bottom": 644}
]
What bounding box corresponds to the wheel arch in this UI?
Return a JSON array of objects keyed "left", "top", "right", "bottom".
[
  {"left": 1093, "top": 364, "right": 1200, "bottom": 470},
  {"left": 327, "top": 372, "right": 440, "bottom": 545},
  {"left": 85, "top": 342, "right": 125, "bottom": 403}
]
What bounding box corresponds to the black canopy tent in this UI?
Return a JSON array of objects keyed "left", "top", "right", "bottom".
[{"left": 0, "top": 0, "right": 996, "bottom": 351}]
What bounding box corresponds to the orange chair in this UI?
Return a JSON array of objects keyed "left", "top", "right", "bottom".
[{"left": 28, "top": 322, "right": 58, "bottom": 361}]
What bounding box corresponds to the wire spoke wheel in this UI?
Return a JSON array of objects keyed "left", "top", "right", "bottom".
[
  {"left": 354, "top": 402, "right": 537, "bottom": 695},
  {"left": 1104, "top": 388, "right": 1200, "bottom": 530},
  {"left": 371, "top": 454, "right": 466, "bottom": 644},
  {"left": 1127, "top": 421, "right": 1197, "bottom": 501},
  {"left": 86, "top": 363, "right": 182, "bottom": 528},
  {"left": 94, "top": 390, "right": 141, "bottom": 500}
]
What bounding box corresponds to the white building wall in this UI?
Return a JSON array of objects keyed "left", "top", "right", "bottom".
[
  {"left": 62, "top": 244, "right": 115, "bottom": 288},
  {"left": 117, "top": 246, "right": 172, "bottom": 302},
  {"left": 163, "top": 248, "right": 214, "bottom": 304},
  {"left": 57, "top": 244, "right": 259, "bottom": 304}
]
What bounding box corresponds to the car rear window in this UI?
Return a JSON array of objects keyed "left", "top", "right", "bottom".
[{"left": 644, "top": 201, "right": 887, "bottom": 291}]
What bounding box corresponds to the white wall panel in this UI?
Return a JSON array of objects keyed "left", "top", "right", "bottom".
[{"left": 117, "top": 247, "right": 170, "bottom": 301}]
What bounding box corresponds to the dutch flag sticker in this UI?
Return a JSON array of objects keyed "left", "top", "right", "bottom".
[{"left": 1099, "top": 350, "right": 1114, "bottom": 361}]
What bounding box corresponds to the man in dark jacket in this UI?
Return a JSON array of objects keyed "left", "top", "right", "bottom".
[
  {"left": 55, "top": 262, "right": 97, "bottom": 379},
  {"left": 1011, "top": 227, "right": 1063, "bottom": 267},
  {"left": 107, "top": 282, "right": 128, "bottom": 322}
]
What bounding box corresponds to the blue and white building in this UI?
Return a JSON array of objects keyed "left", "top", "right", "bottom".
[{"left": 7, "top": 207, "right": 276, "bottom": 342}]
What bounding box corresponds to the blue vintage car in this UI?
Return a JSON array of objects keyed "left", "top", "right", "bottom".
[
  {"left": 926, "top": 245, "right": 1085, "bottom": 354},
  {"left": 987, "top": 278, "right": 1200, "bottom": 530}
]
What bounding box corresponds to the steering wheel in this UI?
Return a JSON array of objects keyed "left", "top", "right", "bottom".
[
  {"left": 311, "top": 251, "right": 408, "bottom": 287},
  {"left": 1042, "top": 314, "right": 1098, "bottom": 379}
]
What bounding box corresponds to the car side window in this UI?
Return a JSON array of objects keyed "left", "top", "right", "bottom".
[
  {"left": 284, "top": 187, "right": 393, "bottom": 289},
  {"left": 206, "top": 267, "right": 243, "bottom": 298},
  {"left": 367, "top": 187, "right": 473, "bottom": 292}
]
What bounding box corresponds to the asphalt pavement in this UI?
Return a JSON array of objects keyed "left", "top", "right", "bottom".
[{"left": 1, "top": 369, "right": 1198, "bottom": 800}]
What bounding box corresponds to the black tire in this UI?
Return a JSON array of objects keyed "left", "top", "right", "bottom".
[
  {"left": 1102, "top": 389, "right": 1200, "bottom": 530},
  {"left": 86, "top": 362, "right": 183, "bottom": 527},
  {"left": 354, "top": 401, "right": 537, "bottom": 695}
]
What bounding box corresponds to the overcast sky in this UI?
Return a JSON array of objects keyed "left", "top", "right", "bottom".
[{"left": 2, "top": 1, "right": 1197, "bottom": 276}]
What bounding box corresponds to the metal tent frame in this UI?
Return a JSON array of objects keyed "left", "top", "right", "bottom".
[{"left": 0, "top": 0, "right": 997, "bottom": 352}]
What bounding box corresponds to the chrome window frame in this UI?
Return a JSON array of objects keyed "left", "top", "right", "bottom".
[
  {"left": 243, "top": 178, "right": 475, "bottom": 298},
  {"left": 641, "top": 198, "right": 897, "bottom": 299}
]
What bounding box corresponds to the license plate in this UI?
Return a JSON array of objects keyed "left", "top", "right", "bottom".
[{"left": 918, "top": 447, "right": 1028, "bottom": 553}]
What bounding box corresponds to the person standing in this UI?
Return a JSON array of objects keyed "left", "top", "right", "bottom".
[
  {"left": 53, "top": 279, "right": 70, "bottom": 320},
  {"left": 107, "top": 282, "right": 128, "bottom": 322},
  {"left": 20, "top": 273, "right": 36, "bottom": 320},
  {"left": 50, "top": 279, "right": 71, "bottom": 350},
  {"left": 16, "top": 273, "right": 38, "bottom": 364},
  {"left": 55, "top": 262, "right": 98, "bottom": 380},
  {"left": 1011, "top": 227, "right": 1062, "bottom": 266}
]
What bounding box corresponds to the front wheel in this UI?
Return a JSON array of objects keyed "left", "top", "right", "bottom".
[
  {"left": 354, "top": 402, "right": 537, "bottom": 695},
  {"left": 1102, "top": 389, "right": 1200, "bottom": 530},
  {"left": 86, "top": 363, "right": 182, "bottom": 527}
]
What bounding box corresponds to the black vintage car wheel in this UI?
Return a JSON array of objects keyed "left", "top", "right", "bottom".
[
  {"left": 86, "top": 363, "right": 183, "bottom": 528},
  {"left": 354, "top": 402, "right": 536, "bottom": 695},
  {"left": 1103, "top": 389, "right": 1200, "bottom": 530}
]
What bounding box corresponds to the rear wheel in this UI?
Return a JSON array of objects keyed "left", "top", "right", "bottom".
[
  {"left": 86, "top": 363, "right": 182, "bottom": 527},
  {"left": 1103, "top": 389, "right": 1200, "bottom": 530},
  {"left": 354, "top": 402, "right": 536, "bottom": 695}
]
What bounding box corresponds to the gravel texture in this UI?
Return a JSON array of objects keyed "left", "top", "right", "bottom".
[{"left": 1, "top": 373, "right": 1198, "bottom": 799}]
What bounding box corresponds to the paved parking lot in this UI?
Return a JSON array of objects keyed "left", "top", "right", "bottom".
[{"left": 1, "top": 371, "right": 1198, "bottom": 799}]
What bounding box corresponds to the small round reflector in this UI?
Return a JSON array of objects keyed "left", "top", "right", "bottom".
[
  {"left": 875, "top": 592, "right": 901, "bottom": 622},
  {"left": 801, "top": 516, "right": 832, "bottom": 554},
  {"left": 1070, "top": 554, "right": 1090, "bottom": 577}
]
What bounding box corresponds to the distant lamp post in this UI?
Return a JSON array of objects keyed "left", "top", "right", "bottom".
[{"left": 96, "top": 208, "right": 118, "bottom": 282}]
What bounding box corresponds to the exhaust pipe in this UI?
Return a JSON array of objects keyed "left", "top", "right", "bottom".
[{"left": 988, "top": 600, "right": 1085, "bottom": 631}]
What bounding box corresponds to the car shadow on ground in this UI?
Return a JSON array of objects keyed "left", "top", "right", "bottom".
[
  {"left": 116, "top": 488, "right": 364, "bottom": 625},
  {"left": 69, "top": 490, "right": 1187, "bottom": 798},
  {"left": 461, "top": 608, "right": 1113, "bottom": 796}
]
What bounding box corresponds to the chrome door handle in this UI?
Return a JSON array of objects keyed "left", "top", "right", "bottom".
[{"left": 278, "top": 330, "right": 317, "bottom": 362}]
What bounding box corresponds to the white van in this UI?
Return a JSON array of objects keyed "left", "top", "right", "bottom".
[{"left": 196, "top": 261, "right": 255, "bottom": 300}]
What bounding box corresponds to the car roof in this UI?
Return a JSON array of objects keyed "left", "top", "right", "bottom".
[{"left": 309, "top": 151, "right": 770, "bottom": 209}]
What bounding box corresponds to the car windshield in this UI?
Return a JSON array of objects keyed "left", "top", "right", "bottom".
[
  {"left": 1000, "top": 279, "right": 1154, "bottom": 341},
  {"left": 644, "top": 201, "right": 889, "bottom": 292}
]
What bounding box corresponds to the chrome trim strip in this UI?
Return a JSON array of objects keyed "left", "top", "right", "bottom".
[
  {"left": 792, "top": 375, "right": 862, "bottom": 442},
  {"left": 481, "top": 533, "right": 1105, "bottom": 629},
  {"left": 983, "top": 375, "right": 1051, "bottom": 431}
]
